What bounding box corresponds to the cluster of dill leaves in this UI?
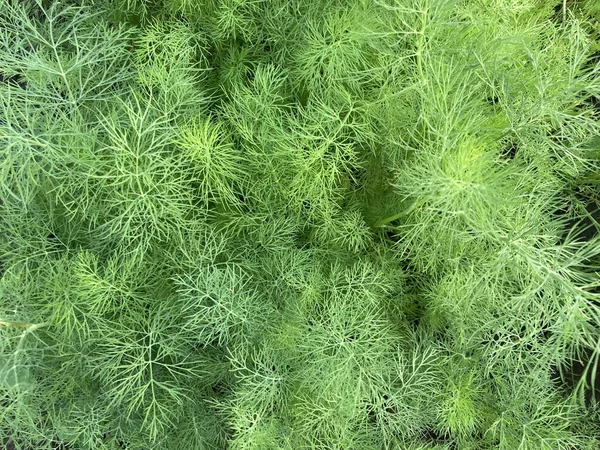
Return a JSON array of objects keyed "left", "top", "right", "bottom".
[{"left": 1, "top": 0, "right": 600, "bottom": 449}]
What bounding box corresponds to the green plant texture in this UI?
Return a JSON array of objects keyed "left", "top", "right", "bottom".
[{"left": 1, "top": 0, "right": 600, "bottom": 449}]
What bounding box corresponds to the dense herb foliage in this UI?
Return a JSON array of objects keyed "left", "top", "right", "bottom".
[{"left": 1, "top": 0, "right": 600, "bottom": 448}]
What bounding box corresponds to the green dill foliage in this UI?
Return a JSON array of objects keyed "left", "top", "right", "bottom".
[{"left": 1, "top": 0, "right": 600, "bottom": 448}]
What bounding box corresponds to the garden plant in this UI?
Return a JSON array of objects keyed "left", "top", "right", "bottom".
[{"left": 1, "top": 0, "right": 600, "bottom": 448}]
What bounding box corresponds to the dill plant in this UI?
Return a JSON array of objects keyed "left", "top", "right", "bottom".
[{"left": 1, "top": 0, "right": 600, "bottom": 449}]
